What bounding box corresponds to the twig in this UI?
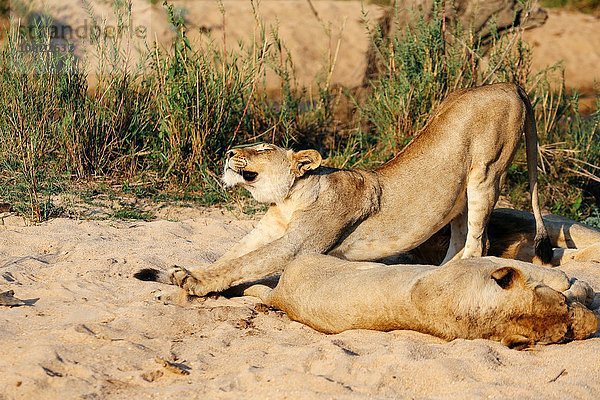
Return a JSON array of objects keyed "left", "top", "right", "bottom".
[
  {"left": 566, "top": 167, "right": 600, "bottom": 183},
  {"left": 217, "top": 0, "right": 227, "bottom": 58},
  {"left": 548, "top": 368, "right": 567, "bottom": 383},
  {"left": 325, "top": 17, "right": 346, "bottom": 92},
  {"left": 566, "top": 157, "right": 600, "bottom": 171},
  {"left": 482, "top": 28, "right": 522, "bottom": 84},
  {"left": 155, "top": 357, "right": 190, "bottom": 376},
  {"left": 306, "top": 0, "right": 325, "bottom": 26},
  {"left": 230, "top": 38, "right": 268, "bottom": 147}
]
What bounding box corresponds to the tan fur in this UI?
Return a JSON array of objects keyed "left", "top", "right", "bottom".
[
  {"left": 143, "top": 83, "right": 553, "bottom": 296},
  {"left": 248, "top": 255, "right": 597, "bottom": 346},
  {"left": 409, "top": 208, "right": 600, "bottom": 266}
]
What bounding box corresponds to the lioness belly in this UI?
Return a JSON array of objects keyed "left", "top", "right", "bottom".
[
  {"left": 331, "top": 186, "right": 467, "bottom": 261},
  {"left": 270, "top": 258, "right": 429, "bottom": 333}
]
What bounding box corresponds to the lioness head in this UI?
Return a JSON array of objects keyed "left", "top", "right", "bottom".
[
  {"left": 222, "top": 143, "right": 322, "bottom": 203},
  {"left": 413, "top": 258, "right": 598, "bottom": 347}
]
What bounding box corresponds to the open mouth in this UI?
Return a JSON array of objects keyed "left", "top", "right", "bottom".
[
  {"left": 240, "top": 170, "right": 258, "bottom": 182},
  {"left": 227, "top": 167, "right": 258, "bottom": 183}
]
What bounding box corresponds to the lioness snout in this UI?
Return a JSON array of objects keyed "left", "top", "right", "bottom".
[
  {"left": 225, "top": 149, "right": 238, "bottom": 159},
  {"left": 225, "top": 149, "right": 248, "bottom": 171}
]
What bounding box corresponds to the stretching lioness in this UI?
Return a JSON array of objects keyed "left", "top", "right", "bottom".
[
  {"left": 136, "top": 83, "right": 552, "bottom": 296},
  {"left": 245, "top": 255, "right": 597, "bottom": 347}
]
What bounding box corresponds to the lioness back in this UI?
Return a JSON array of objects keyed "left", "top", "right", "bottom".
[{"left": 330, "top": 83, "right": 533, "bottom": 261}]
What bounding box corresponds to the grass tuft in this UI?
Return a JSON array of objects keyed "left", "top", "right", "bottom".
[{"left": 0, "top": 0, "right": 597, "bottom": 223}]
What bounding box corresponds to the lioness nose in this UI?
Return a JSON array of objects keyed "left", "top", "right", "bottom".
[{"left": 226, "top": 149, "right": 238, "bottom": 159}]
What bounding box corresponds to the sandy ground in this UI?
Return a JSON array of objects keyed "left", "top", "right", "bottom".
[
  {"left": 522, "top": 9, "right": 600, "bottom": 111},
  {"left": 22, "top": 0, "right": 174, "bottom": 86},
  {"left": 523, "top": 9, "right": 600, "bottom": 94},
  {"left": 170, "top": 0, "right": 383, "bottom": 90},
  {"left": 1, "top": 207, "right": 600, "bottom": 399},
  {"left": 2, "top": 2, "right": 599, "bottom": 398}
]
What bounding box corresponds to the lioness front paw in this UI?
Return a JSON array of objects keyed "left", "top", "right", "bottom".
[
  {"left": 563, "top": 278, "right": 595, "bottom": 307},
  {"left": 167, "top": 266, "right": 192, "bottom": 287},
  {"left": 167, "top": 266, "right": 227, "bottom": 297},
  {"left": 570, "top": 244, "right": 600, "bottom": 263}
]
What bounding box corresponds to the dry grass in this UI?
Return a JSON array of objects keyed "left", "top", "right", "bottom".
[{"left": 0, "top": 0, "right": 597, "bottom": 224}]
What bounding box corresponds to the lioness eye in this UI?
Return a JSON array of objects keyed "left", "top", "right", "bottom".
[{"left": 242, "top": 171, "right": 258, "bottom": 181}]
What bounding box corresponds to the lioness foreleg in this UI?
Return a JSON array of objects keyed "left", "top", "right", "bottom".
[
  {"left": 167, "top": 236, "right": 298, "bottom": 296},
  {"left": 169, "top": 210, "right": 349, "bottom": 296},
  {"left": 218, "top": 206, "right": 288, "bottom": 261}
]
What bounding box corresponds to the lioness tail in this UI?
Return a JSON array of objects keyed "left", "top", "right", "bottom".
[
  {"left": 517, "top": 84, "right": 552, "bottom": 264},
  {"left": 134, "top": 268, "right": 173, "bottom": 284}
]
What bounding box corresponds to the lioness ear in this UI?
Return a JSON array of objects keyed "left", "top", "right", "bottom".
[
  {"left": 290, "top": 149, "right": 322, "bottom": 177},
  {"left": 491, "top": 267, "right": 523, "bottom": 290}
]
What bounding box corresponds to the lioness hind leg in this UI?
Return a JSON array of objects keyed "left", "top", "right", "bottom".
[
  {"left": 442, "top": 211, "right": 468, "bottom": 264},
  {"left": 462, "top": 173, "right": 501, "bottom": 259}
]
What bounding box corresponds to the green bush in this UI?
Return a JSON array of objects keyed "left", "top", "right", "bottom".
[{"left": 0, "top": 1, "right": 334, "bottom": 220}]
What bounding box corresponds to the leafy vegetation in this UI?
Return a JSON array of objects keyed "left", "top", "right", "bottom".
[
  {"left": 335, "top": 1, "right": 598, "bottom": 222},
  {"left": 0, "top": 0, "right": 597, "bottom": 224}
]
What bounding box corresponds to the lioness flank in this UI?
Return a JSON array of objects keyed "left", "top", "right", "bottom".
[{"left": 243, "top": 255, "right": 598, "bottom": 347}]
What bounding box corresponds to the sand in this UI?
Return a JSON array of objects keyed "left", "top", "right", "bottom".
[
  {"left": 170, "top": 0, "right": 383, "bottom": 90},
  {"left": 20, "top": 0, "right": 174, "bottom": 88},
  {"left": 2, "top": 2, "right": 599, "bottom": 397},
  {"left": 523, "top": 9, "right": 600, "bottom": 95},
  {"left": 1, "top": 207, "right": 600, "bottom": 399}
]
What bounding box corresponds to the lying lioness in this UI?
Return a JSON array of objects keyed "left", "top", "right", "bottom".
[
  {"left": 406, "top": 208, "right": 600, "bottom": 266},
  {"left": 244, "top": 255, "right": 598, "bottom": 347}
]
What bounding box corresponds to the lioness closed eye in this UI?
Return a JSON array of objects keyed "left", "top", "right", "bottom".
[{"left": 136, "top": 83, "right": 552, "bottom": 297}]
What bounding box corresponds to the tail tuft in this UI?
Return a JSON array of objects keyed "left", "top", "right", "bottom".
[
  {"left": 534, "top": 234, "right": 553, "bottom": 264},
  {"left": 134, "top": 268, "right": 162, "bottom": 282}
]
